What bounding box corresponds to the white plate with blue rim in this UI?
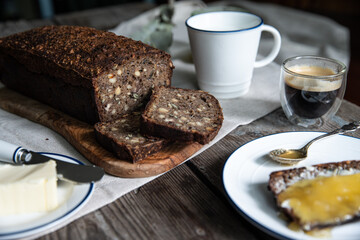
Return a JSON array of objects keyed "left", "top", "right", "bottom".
[
  {"left": 0, "top": 152, "right": 94, "bottom": 240},
  {"left": 223, "top": 131, "right": 360, "bottom": 240}
]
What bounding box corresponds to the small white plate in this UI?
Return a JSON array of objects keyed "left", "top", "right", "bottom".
[
  {"left": 223, "top": 132, "right": 360, "bottom": 240},
  {"left": 0, "top": 153, "right": 94, "bottom": 240}
]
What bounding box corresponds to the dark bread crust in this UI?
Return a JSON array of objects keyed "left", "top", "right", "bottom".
[
  {"left": 268, "top": 160, "right": 360, "bottom": 195},
  {"left": 0, "top": 53, "right": 99, "bottom": 123},
  {"left": 141, "top": 86, "right": 223, "bottom": 144},
  {"left": 0, "top": 25, "right": 174, "bottom": 123},
  {"left": 268, "top": 160, "right": 360, "bottom": 230},
  {"left": 94, "top": 113, "right": 168, "bottom": 163},
  {"left": 0, "top": 25, "right": 167, "bottom": 85}
]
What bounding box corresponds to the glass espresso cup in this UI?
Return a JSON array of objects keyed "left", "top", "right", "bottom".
[{"left": 280, "top": 56, "right": 347, "bottom": 127}]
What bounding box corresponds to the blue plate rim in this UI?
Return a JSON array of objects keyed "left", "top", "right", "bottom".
[{"left": 0, "top": 152, "right": 94, "bottom": 238}]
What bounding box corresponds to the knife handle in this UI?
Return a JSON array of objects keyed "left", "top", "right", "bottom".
[{"left": 0, "top": 140, "right": 29, "bottom": 164}]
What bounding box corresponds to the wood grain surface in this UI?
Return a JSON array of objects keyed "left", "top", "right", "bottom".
[
  {"left": 39, "top": 101, "right": 360, "bottom": 240},
  {"left": 0, "top": 88, "right": 203, "bottom": 178}
]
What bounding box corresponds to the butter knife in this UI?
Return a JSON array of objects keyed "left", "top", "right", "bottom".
[{"left": 0, "top": 140, "right": 104, "bottom": 183}]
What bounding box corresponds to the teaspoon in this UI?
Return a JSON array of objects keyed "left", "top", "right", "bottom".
[{"left": 269, "top": 121, "right": 360, "bottom": 165}]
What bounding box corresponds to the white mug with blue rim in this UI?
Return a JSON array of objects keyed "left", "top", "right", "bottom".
[{"left": 186, "top": 11, "right": 281, "bottom": 99}]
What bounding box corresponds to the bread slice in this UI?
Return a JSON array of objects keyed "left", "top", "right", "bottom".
[
  {"left": 94, "top": 112, "right": 168, "bottom": 163},
  {"left": 0, "top": 25, "right": 173, "bottom": 124},
  {"left": 268, "top": 160, "right": 360, "bottom": 231},
  {"left": 140, "top": 86, "right": 223, "bottom": 144}
]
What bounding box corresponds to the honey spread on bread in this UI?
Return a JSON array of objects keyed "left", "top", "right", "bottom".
[
  {"left": 268, "top": 160, "right": 360, "bottom": 235},
  {"left": 278, "top": 173, "right": 360, "bottom": 230}
]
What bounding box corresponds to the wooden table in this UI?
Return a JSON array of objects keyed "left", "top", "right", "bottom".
[{"left": 1, "top": 3, "right": 360, "bottom": 240}]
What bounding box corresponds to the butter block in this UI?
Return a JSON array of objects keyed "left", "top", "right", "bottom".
[{"left": 0, "top": 160, "right": 58, "bottom": 215}]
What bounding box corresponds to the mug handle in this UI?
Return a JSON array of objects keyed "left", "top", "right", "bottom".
[{"left": 254, "top": 25, "right": 281, "bottom": 68}]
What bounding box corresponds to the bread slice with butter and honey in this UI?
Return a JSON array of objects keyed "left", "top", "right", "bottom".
[{"left": 268, "top": 160, "right": 360, "bottom": 232}]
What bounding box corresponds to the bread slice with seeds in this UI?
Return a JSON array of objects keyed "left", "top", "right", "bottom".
[
  {"left": 140, "top": 86, "right": 223, "bottom": 144},
  {"left": 94, "top": 112, "right": 168, "bottom": 163}
]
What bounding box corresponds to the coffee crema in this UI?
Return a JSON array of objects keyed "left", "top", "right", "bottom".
[
  {"left": 284, "top": 65, "right": 342, "bottom": 119},
  {"left": 289, "top": 65, "right": 335, "bottom": 76}
]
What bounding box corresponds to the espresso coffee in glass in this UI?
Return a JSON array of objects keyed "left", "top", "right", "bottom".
[{"left": 280, "top": 56, "right": 347, "bottom": 127}]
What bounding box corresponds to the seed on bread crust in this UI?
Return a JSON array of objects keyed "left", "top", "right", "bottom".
[{"left": 141, "top": 86, "right": 223, "bottom": 144}]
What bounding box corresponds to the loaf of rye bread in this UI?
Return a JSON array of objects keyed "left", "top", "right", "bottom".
[
  {"left": 0, "top": 25, "right": 174, "bottom": 124},
  {"left": 94, "top": 112, "right": 168, "bottom": 163},
  {"left": 268, "top": 160, "right": 360, "bottom": 231},
  {"left": 141, "top": 86, "right": 223, "bottom": 144}
]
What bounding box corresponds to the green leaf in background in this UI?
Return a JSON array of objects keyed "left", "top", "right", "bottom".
[{"left": 131, "top": 4, "right": 174, "bottom": 52}]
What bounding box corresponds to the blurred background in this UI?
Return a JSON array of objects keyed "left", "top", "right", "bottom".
[
  {"left": 0, "top": 0, "right": 359, "bottom": 105},
  {"left": 0, "top": 0, "right": 147, "bottom": 20}
]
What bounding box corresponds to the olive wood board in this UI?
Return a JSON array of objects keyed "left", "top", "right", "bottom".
[{"left": 0, "top": 88, "right": 203, "bottom": 178}]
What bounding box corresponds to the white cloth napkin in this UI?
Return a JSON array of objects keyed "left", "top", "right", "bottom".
[{"left": 0, "top": 1, "right": 349, "bottom": 239}]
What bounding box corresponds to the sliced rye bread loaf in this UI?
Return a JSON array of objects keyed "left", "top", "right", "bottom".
[
  {"left": 94, "top": 112, "right": 168, "bottom": 163},
  {"left": 268, "top": 160, "right": 360, "bottom": 231},
  {"left": 0, "top": 25, "right": 173, "bottom": 124},
  {"left": 140, "top": 86, "right": 223, "bottom": 144}
]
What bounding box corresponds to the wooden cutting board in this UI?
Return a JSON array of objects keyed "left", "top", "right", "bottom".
[{"left": 0, "top": 88, "right": 203, "bottom": 178}]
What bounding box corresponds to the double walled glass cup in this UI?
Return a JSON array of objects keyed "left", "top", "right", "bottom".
[{"left": 280, "top": 56, "right": 347, "bottom": 127}]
